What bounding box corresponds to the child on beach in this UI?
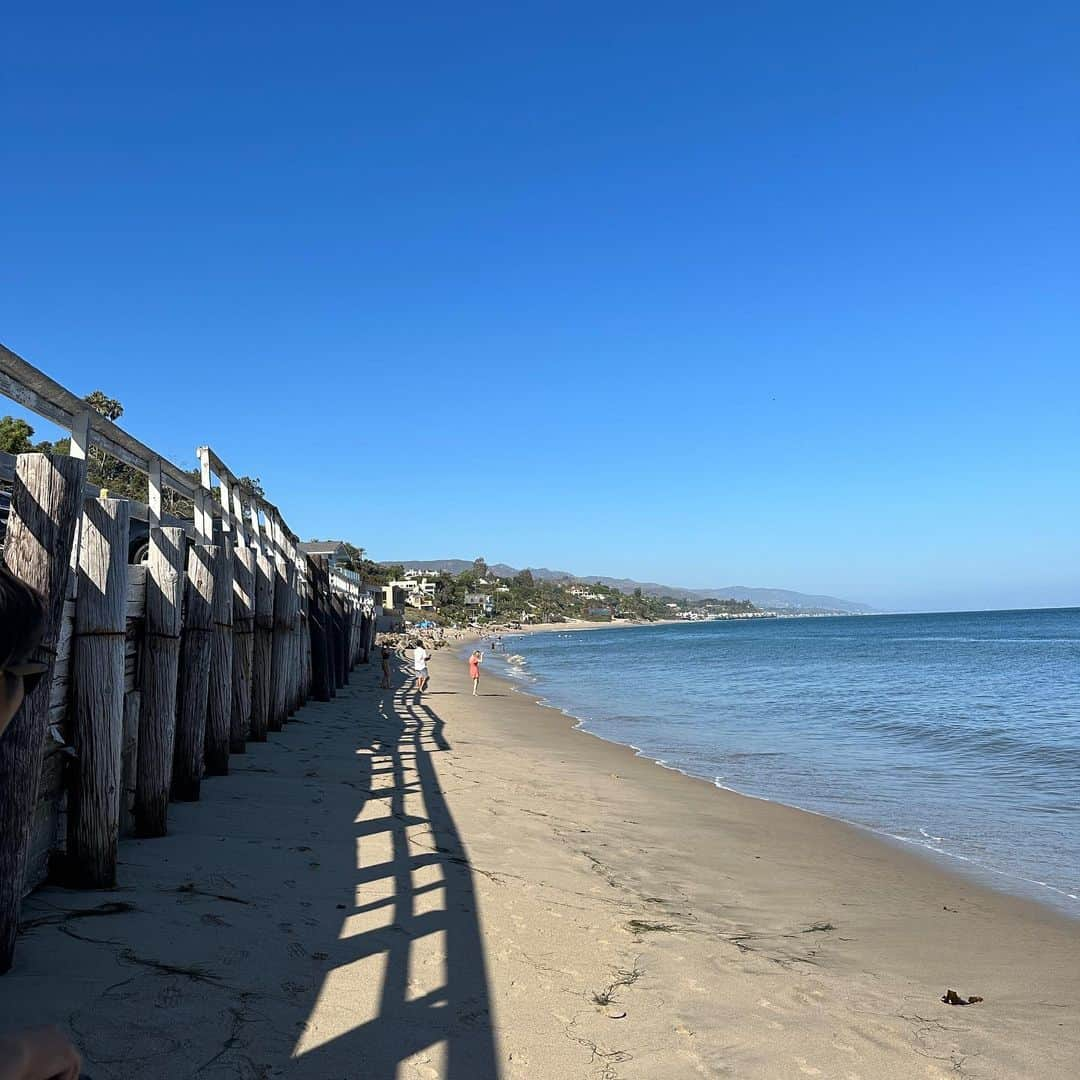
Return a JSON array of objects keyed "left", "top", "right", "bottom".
[
  {"left": 469, "top": 650, "right": 483, "bottom": 695},
  {"left": 0, "top": 567, "right": 83, "bottom": 1079}
]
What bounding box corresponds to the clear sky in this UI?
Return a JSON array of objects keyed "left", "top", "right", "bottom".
[{"left": 2, "top": 4, "right": 1077, "bottom": 612}]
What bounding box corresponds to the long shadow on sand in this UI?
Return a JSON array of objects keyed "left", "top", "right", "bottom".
[{"left": 289, "top": 682, "right": 499, "bottom": 1079}]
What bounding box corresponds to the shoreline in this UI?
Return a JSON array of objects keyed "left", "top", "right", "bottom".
[
  {"left": 422, "top": 645, "right": 1080, "bottom": 1075},
  {"left": 474, "top": 620, "right": 1079, "bottom": 921},
  {"left": 2, "top": 649, "right": 1076, "bottom": 1076}
]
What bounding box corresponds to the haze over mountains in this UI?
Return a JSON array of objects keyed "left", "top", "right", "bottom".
[{"left": 385, "top": 559, "right": 876, "bottom": 614}]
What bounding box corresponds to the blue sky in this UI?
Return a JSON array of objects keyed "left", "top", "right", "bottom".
[{"left": 2, "top": 4, "right": 1077, "bottom": 611}]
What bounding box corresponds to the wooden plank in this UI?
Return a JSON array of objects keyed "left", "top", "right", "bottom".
[{"left": 69, "top": 409, "right": 90, "bottom": 461}]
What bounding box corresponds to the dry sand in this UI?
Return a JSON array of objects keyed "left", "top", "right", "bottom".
[{"left": 1, "top": 643, "right": 1077, "bottom": 1079}]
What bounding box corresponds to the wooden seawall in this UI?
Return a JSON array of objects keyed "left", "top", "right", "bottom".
[{"left": 0, "top": 344, "right": 379, "bottom": 972}]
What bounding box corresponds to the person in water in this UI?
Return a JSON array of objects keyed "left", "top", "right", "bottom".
[
  {"left": 469, "top": 649, "right": 483, "bottom": 695},
  {"left": 0, "top": 567, "right": 83, "bottom": 1080}
]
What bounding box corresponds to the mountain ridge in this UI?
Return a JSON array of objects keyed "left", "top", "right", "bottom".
[{"left": 382, "top": 558, "right": 876, "bottom": 613}]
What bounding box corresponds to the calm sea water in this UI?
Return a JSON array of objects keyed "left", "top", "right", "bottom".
[{"left": 487, "top": 610, "right": 1080, "bottom": 916}]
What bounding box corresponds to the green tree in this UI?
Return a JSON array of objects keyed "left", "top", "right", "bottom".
[
  {"left": 236, "top": 475, "right": 265, "bottom": 501},
  {"left": 472, "top": 557, "right": 489, "bottom": 579},
  {"left": 0, "top": 417, "right": 37, "bottom": 454},
  {"left": 61, "top": 390, "right": 148, "bottom": 502},
  {"left": 514, "top": 569, "right": 535, "bottom": 589},
  {"left": 339, "top": 541, "right": 366, "bottom": 571},
  {"left": 83, "top": 390, "right": 123, "bottom": 422}
]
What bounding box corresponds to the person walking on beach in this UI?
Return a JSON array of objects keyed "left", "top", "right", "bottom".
[
  {"left": 0, "top": 567, "right": 84, "bottom": 1079},
  {"left": 469, "top": 649, "right": 483, "bottom": 695},
  {"left": 380, "top": 644, "right": 392, "bottom": 689},
  {"left": 413, "top": 642, "right": 431, "bottom": 694}
]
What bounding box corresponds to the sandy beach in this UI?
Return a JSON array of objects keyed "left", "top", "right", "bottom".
[{"left": 1, "top": 642, "right": 1077, "bottom": 1079}]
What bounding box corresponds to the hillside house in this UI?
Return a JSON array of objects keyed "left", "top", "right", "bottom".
[{"left": 299, "top": 540, "right": 348, "bottom": 570}]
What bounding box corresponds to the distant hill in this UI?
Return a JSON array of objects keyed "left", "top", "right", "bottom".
[{"left": 383, "top": 559, "right": 876, "bottom": 614}]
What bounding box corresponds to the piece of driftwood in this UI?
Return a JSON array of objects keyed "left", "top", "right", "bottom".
[{"left": 0, "top": 453, "right": 86, "bottom": 971}]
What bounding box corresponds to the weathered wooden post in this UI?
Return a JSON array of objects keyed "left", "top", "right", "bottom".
[
  {"left": 308, "top": 556, "right": 332, "bottom": 703},
  {"left": 173, "top": 542, "right": 215, "bottom": 800},
  {"left": 228, "top": 487, "right": 255, "bottom": 749},
  {"left": 135, "top": 525, "right": 185, "bottom": 836},
  {"left": 0, "top": 453, "right": 85, "bottom": 972},
  {"left": 251, "top": 543, "right": 274, "bottom": 741},
  {"left": 298, "top": 553, "right": 311, "bottom": 708},
  {"left": 314, "top": 557, "right": 336, "bottom": 699},
  {"left": 361, "top": 611, "right": 372, "bottom": 664},
  {"left": 288, "top": 561, "right": 301, "bottom": 710},
  {"left": 327, "top": 592, "right": 339, "bottom": 689},
  {"left": 285, "top": 540, "right": 302, "bottom": 717},
  {"left": 296, "top": 576, "right": 311, "bottom": 709},
  {"left": 119, "top": 688, "right": 141, "bottom": 837},
  {"left": 205, "top": 539, "right": 233, "bottom": 774},
  {"left": 338, "top": 597, "right": 349, "bottom": 685},
  {"left": 68, "top": 497, "right": 130, "bottom": 888},
  {"left": 231, "top": 545, "right": 255, "bottom": 751},
  {"left": 268, "top": 520, "right": 291, "bottom": 731},
  {"left": 331, "top": 593, "right": 348, "bottom": 688}
]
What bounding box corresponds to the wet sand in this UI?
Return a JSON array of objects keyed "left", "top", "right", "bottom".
[{"left": 0, "top": 647, "right": 1076, "bottom": 1078}]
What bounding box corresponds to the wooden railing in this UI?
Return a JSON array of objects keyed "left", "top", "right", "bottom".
[{"left": 0, "top": 343, "right": 379, "bottom": 972}]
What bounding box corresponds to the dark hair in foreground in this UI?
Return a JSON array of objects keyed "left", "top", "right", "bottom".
[{"left": 0, "top": 566, "right": 46, "bottom": 668}]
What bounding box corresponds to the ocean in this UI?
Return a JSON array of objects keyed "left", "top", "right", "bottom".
[{"left": 485, "top": 610, "right": 1080, "bottom": 916}]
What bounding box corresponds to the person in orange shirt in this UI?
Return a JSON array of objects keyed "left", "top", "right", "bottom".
[{"left": 468, "top": 650, "right": 483, "bottom": 696}]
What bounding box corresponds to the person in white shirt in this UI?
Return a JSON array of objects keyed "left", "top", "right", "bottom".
[{"left": 413, "top": 643, "right": 431, "bottom": 693}]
